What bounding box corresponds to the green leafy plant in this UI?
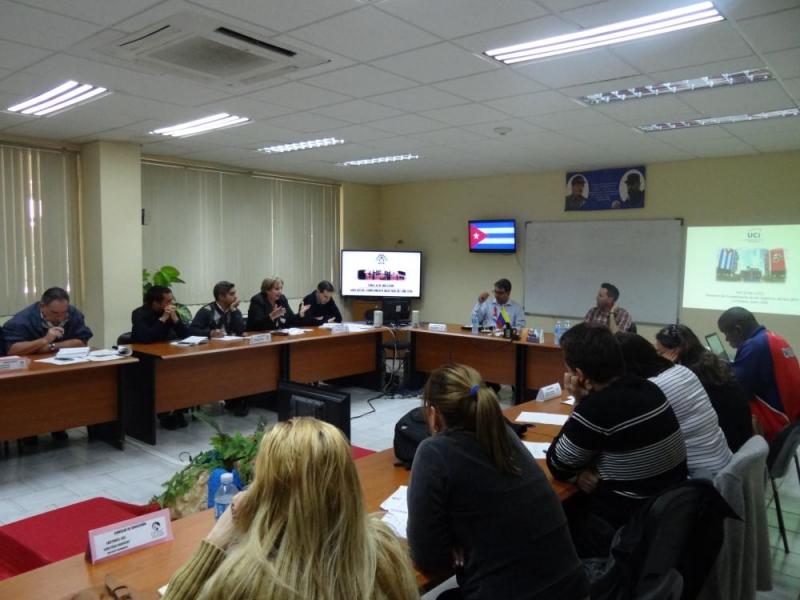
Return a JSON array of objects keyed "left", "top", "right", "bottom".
[
  {"left": 150, "top": 413, "right": 267, "bottom": 510},
  {"left": 142, "top": 265, "right": 192, "bottom": 323}
]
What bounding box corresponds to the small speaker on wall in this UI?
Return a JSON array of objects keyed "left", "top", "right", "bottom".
[{"left": 141, "top": 208, "right": 150, "bottom": 226}]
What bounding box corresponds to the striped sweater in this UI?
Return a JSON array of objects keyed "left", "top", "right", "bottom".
[
  {"left": 547, "top": 375, "right": 688, "bottom": 525},
  {"left": 649, "top": 364, "right": 732, "bottom": 476}
]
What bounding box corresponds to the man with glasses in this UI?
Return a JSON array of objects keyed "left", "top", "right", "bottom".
[
  {"left": 2, "top": 286, "right": 93, "bottom": 442},
  {"left": 471, "top": 278, "right": 525, "bottom": 330}
]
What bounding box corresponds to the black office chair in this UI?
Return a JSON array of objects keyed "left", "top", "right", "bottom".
[
  {"left": 766, "top": 421, "right": 800, "bottom": 553},
  {"left": 628, "top": 322, "right": 638, "bottom": 334},
  {"left": 589, "top": 481, "right": 736, "bottom": 600},
  {"left": 117, "top": 332, "right": 133, "bottom": 345}
]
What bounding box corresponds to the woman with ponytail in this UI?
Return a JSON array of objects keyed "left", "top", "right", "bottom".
[
  {"left": 163, "top": 418, "right": 419, "bottom": 600},
  {"left": 407, "top": 363, "right": 589, "bottom": 600}
]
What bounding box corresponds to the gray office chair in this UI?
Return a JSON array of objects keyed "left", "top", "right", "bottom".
[{"left": 767, "top": 422, "right": 800, "bottom": 553}]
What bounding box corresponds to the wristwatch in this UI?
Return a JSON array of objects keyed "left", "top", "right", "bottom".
[{"left": 49, "top": 342, "right": 56, "bottom": 352}]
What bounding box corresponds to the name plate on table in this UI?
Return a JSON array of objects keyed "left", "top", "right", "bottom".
[
  {"left": 0, "top": 356, "right": 29, "bottom": 371},
  {"left": 427, "top": 323, "right": 447, "bottom": 332},
  {"left": 330, "top": 324, "right": 348, "bottom": 334},
  {"left": 248, "top": 333, "right": 272, "bottom": 345},
  {"left": 535, "top": 382, "right": 562, "bottom": 402},
  {"left": 88, "top": 508, "right": 173, "bottom": 564}
]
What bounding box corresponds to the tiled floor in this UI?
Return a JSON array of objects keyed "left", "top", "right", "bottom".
[{"left": 1, "top": 387, "right": 798, "bottom": 599}]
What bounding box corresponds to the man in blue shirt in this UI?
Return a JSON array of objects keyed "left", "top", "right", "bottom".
[{"left": 471, "top": 278, "right": 526, "bottom": 329}]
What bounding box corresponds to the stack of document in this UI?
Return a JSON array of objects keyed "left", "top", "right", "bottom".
[
  {"left": 380, "top": 485, "right": 408, "bottom": 539},
  {"left": 515, "top": 412, "right": 570, "bottom": 426},
  {"left": 171, "top": 336, "right": 209, "bottom": 347}
]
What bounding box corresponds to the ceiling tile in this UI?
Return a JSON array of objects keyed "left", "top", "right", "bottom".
[
  {"left": 732, "top": 131, "right": 800, "bottom": 153},
  {"left": 721, "top": 114, "right": 800, "bottom": 136},
  {"left": 486, "top": 90, "right": 580, "bottom": 117},
  {"left": 562, "top": 0, "right": 696, "bottom": 27},
  {"left": 421, "top": 103, "right": 509, "bottom": 126},
  {"left": 319, "top": 123, "right": 396, "bottom": 143},
  {"left": 368, "top": 114, "right": 452, "bottom": 135},
  {"left": 369, "top": 87, "right": 468, "bottom": 112},
  {"left": 287, "top": 6, "right": 439, "bottom": 61},
  {"left": 514, "top": 49, "right": 640, "bottom": 88},
  {"left": 246, "top": 81, "right": 352, "bottom": 110},
  {"left": 765, "top": 48, "right": 800, "bottom": 80},
  {"left": 269, "top": 34, "right": 358, "bottom": 81},
  {"left": 371, "top": 43, "right": 498, "bottom": 84},
  {"left": 736, "top": 7, "right": 800, "bottom": 53},
  {"left": 0, "top": 2, "right": 100, "bottom": 51},
  {"left": 193, "top": 121, "right": 308, "bottom": 146},
  {"left": 0, "top": 39, "right": 52, "bottom": 71},
  {"left": 194, "top": 96, "right": 294, "bottom": 121},
  {"left": 648, "top": 56, "right": 764, "bottom": 84},
  {"left": 679, "top": 81, "right": 795, "bottom": 116},
  {"left": 302, "top": 65, "right": 417, "bottom": 97},
  {"left": 461, "top": 118, "right": 546, "bottom": 138},
  {"left": 182, "top": 0, "right": 362, "bottom": 32},
  {"left": 611, "top": 22, "right": 753, "bottom": 73},
  {"left": 452, "top": 15, "right": 575, "bottom": 53},
  {"left": 433, "top": 70, "right": 545, "bottom": 101},
  {"left": 716, "top": 0, "right": 800, "bottom": 21},
  {"left": 559, "top": 75, "right": 656, "bottom": 99},
  {"left": 594, "top": 95, "right": 701, "bottom": 125},
  {"left": 264, "top": 112, "right": 349, "bottom": 133},
  {"left": 14, "top": 0, "right": 163, "bottom": 27},
  {"left": 312, "top": 100, "right": 405, "bottom": 124},
  {"left": 783, "top": 77, "right": 800, "bottom": 101},
  {"left": 409, "top": 127, "right": 489, "bottom": 145},
  {"left": 377, "top": 0, "right": 547, "bottom": 38},
  {"left": 662, "top": 135, "right": 757, "bottom": 157},
  {"left": 525, "top": 108, "right": 614, "bottom": 130},
  {"left": 561, "top": 122, "right": 643, "bottom": 145}
]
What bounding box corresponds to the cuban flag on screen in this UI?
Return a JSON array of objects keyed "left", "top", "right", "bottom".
[{"left": 469, "top": 221, "right": 516, "bottom": 251}]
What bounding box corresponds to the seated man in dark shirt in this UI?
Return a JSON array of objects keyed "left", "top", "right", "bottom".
[
  {"left": 189, "top": 281, "right": 245, "bottom": 338},
  {"left": 3, "top": 286, "right": 94, "bottom": 443},
  {"left": 301, "top": 280, "right": 342, "bottom": 326},
  {"left": 131, "top": 285, "right": 190, "bottom": 429},
  {"left": 546, "top": 322, "right": 688, "bottom": 557}
]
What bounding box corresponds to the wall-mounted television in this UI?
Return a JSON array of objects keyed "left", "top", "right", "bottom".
[
  {"left": 469, "top": 219, "right": 516, "bottom": 253},
  {"left": 341, "top": 250, "right": 422, "bottom": 298}
]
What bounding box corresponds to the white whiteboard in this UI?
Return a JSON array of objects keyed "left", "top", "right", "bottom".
[{"left": 524, "top": 219, "right": 683, "bottom": 324}]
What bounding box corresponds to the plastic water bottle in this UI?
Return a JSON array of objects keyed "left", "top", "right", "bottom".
[
  {"left": 564, "top": 320, "right": 572, "bottom": 332},
  {"left": 471, "top": 312, "right": 479, "bottom": 334},
  {"left": 554, "top": 320, "right": 563, "bottom": 346},
  {"left": 214, "top": 472, "right": 236, "bottom": 519}
]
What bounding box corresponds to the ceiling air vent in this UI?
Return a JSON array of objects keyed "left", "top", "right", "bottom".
[{"left": 97, "top": 12, "right": 328, "bottom": 87}]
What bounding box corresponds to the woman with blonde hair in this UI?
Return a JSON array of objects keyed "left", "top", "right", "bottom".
[
  {"left": 408, "top": 363, "right": 589, "bottom": 600},
  {"left": 247, "top": 276, "right": 310, "bottom": 331},
  {"left": 164, "top": 418, "right": 419, "bottom": 600}
]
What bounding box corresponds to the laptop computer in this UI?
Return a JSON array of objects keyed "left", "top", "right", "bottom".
[{"left": 705, "top": 333, "right": 731, "bottom": 362}]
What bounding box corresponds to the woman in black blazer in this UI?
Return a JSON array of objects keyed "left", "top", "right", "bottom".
[{"left": 247, "top": 277, "right": 310, "bottom": 331}]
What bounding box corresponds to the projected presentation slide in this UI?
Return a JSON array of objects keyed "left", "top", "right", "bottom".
[
  {"left": 683, "top": 225, "right": 799, "bottom": 316},
  {"left": 341, "top": 250, "right": 421, "bottom": 298}
]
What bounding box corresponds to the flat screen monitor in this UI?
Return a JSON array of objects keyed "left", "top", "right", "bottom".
[
  {"left": 469, "top": 219, "right": 516, "bottom": 253},
  {"left": 277, "top": 381, "right": 351, "bottom": 440},
  {"left": 383, "top": 298, "right": 410, "bottom": 324},
  {"left": 341, "top": 250, "right": 422, "bottom": 298},
  {"left": 705, "top": 333, "right": 731, "bottom": 363}
]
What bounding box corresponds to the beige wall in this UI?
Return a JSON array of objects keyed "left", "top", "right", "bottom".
[
  {"left": 375, "top": 150, "right": 800, "bottom": 350},
  {"left": 81, "top": 141, "right": 143, "bottom": 347}
]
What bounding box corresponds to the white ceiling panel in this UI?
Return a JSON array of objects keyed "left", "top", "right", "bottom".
[
  {"left": 515, "top": 49, "right": 640, "bottom": 89},
  {"left": 729, "top": 131, "right": 800, "bottom": 153},
  {"left": 409, "top": 127, "right": 489, "bottom": 146},
  {"left": 433, "top": 69, "right": 546, "bottom": 102},
  {"left": 246, "top": 81, "right": 352, "bottom": 110},
  {"left": 648, "top": 56, "right": 764, "bottom": 85},
  {"left": 0, "top": 39, "right": 52, "bottom": 71},
  {"left": 421, "top": 103, "right": 510, "bottom": 126},
  {"left": 369, "top": 87, "right": 468, "bottom": 112},
  {"left": 561, "top": 122, "right": 643, "bottom": 145},
  {"left": 716, "top": 0, "right": 800, "bottom": 21},
  {"left": 377, "top": 0, "right": 547, "bottom": 39},
  {"left": 0, "top": 2, "right": 100, "bottom": 51},
  {"left": 371, "top": 43, "right": 497, "bottom": 84},
  {"left": 594, "top": 95, "right": 701, "bottom": 125},
  {"left": 461, "top": 118, "right": 546, "bottom": 138},
  {"left": 558, "top": 75, "right": 656, "bottom": 99},
  {"left": 193, "top": 121, "right": 307, "bottom": 146},
  {"left": 368, "top": 114, "right": 452, "bottom": 135},
  {"left": 525, "top": 108, "right": 613, "bottom": 130},
  {"left": 302, "top": 65, "right": 417, "bottom": 97},
  {"left": 611, "top": 22, "right": 753, "bottom": 73},
  {"left": 263, "top": 112, "right": 349, "bottom": 134},
  {"left": 183, "top": 0, "right": 362, "bottom": 32},
  {"left": 721, "top": 114, "right": 800, "bottom": 136},
  {"left": 452, "top": 15, "right": 575, "bottom": 53},
  {"left": 286, "top": 6, "right": 439, "bottom": 61},
  {"left": 764, "top": 48, "right": 800, "bottom": 80},
  {"left": 679, "top": 81, "right": 795, "bottom": 116},
  {"left": 663, "top": 135, "right": 757, "bottom": 157},
  {"left": 14, "top": 0, "right": 163, "bottom": 27},
  {"left": 312, "top": 100, "right": 405, "bottom": 124},
  {"left": 193, "top": 97, "right": 294, "bottom": 121},
  {"left": 320, "top": 123, "right": 398, "bottom": 143},
  {"left": 783, "top": 77, "right": 800, "bottom": 101},
  {"left": 486, "top": 90, "right": 580, "bottom": 117},
  {"left": 537, "top": 0, "right": 608, "bottom": 11},
  {"left": 736, "top": 7, "right": 800, "bottom": 53}
]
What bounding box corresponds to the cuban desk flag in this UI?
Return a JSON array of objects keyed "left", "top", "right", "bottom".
[{"left": 469, "top": 221, "right": 516, "bottom": 251}]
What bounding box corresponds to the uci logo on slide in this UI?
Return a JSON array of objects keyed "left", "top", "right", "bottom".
[{"left": 746, "top": 229, "right": 761, "bottom": 241}]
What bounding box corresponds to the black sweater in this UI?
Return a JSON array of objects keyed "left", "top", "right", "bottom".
[
  {"left": 246, "top": 293, "right": 301, "bottom": 331},
  {"left": 131, "top": 305, "right": 190, "bottom": 343},
  {"left": 301, "top": 291, "right": 343, "bottom": 325},
  {"left": 189, "top": 302, "right": 245, "bottom": 337},
  {"left": 408, "top": 428, "right": 589, "bottom": 600}
]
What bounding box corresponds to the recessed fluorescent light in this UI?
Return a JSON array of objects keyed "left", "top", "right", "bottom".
[
  {"left": 150, "top": 113, "right": 250, "bottom": 138},
  {"left": 580, "top": 68, "right": 773, "bottom": 105},
  {"left": 258, "top": 138, "right": 345, "bottom": 154},
  {"left": 638, "top": 108, "right": 800, "bottom": 132},
  {"left": 485, "top": 1, "right": 723, "bottom": 64},
  {"left": 6, "top": 81, "right": 110, "bottom": 117},
  {"left": 338, "top": 154, "right": 419, "bottom": 167}
]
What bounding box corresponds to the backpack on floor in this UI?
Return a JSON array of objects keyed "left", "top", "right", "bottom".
[{"left": 394, "top": 407, "right": 429, "bottom": 469}]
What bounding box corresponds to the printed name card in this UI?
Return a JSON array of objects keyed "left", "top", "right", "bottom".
[
  {"left": 427, "top": 323, "right": 447, "bottom": 332},
  {"left": 248, "top": 333, "right": 272, "bottom": 345},
  {"left": 88, "top": 508, "right": 173, "bottom": 564},
  {"left": 0, "top": 356, "right": 29, "bottom": 371},
  {"left": 535, "top": 382, "right": 562, "bottom": 401}
]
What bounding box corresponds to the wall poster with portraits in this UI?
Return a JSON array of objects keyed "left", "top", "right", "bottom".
[{"left": 564, "top": 165, "right": 646, "bottom": 211}]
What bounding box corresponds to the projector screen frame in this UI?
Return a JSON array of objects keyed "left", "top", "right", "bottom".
[{"left": 340, "top": 248, "right": 423, "bottom": 299}]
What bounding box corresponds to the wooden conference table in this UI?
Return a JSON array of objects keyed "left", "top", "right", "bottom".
[
  {"left": 0, "top": 397, "right": 575, "bottom": 598},
  {"left": 0, "top": 355, "right": 138, "bottom": 450}
]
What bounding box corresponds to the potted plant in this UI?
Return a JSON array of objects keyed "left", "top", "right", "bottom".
[{"left": 142, "top": 265, "right": 192, "bottom": 323}]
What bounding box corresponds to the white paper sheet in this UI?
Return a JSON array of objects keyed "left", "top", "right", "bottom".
[
  {"left": 515, "top": 411, "right": 570, "bottom": 426},
  {"left": 214, "top": 336, "right": 244, "bottom": 341},
  {"left": 171, "top": 336, "right": 208, "bottom": 346},
  {"left": 380, "top": 485, "right": 408, "bottom": 514},
  {"left": 523, "top": 441, "right": 552, "bottom": 460},
  {"left": 36, "top": 356, "right": 90, "bottom": 365},
  {"left": 381, "top": 511, "right": 408, "bottom": 539},
  {"left": 562, "top": 396, "right": 576, "bottom": 406}
]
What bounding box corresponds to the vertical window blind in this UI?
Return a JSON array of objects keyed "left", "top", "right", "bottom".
[
  {"left": 141, "top": 162, "right": 340, "bottom": 305},
  {"left": 0, "top": 144, "right": 81, "bottom": 316}
]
